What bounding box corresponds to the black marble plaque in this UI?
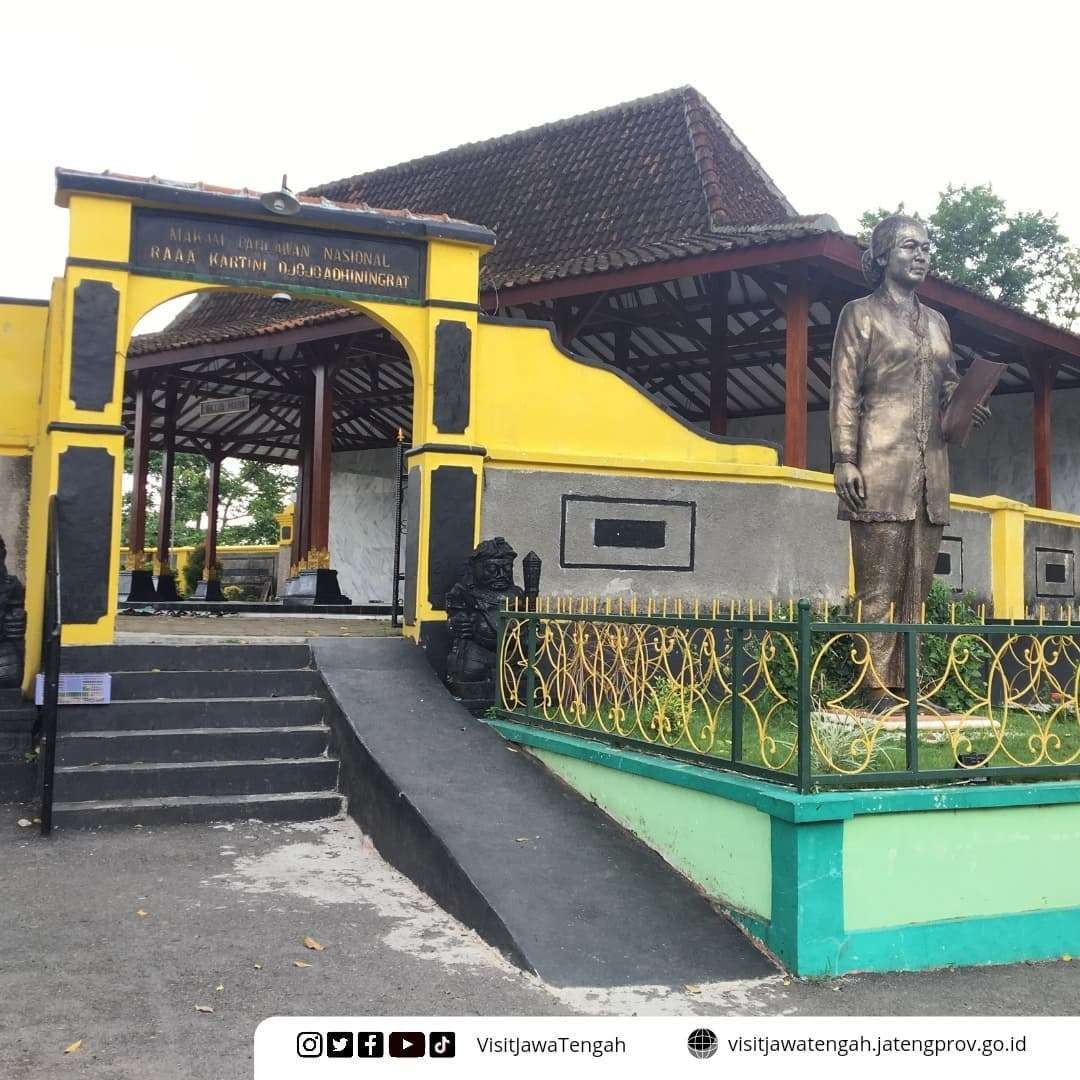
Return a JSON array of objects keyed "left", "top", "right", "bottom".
[
  {"left": 433, "top": 320, "right": 471, "bottom": 433},
  {"left": 57, "top": 446, "right": 115, "bottom": 624},
  {"left": 70, "top": 280, "right": 119, "bottom": 411},
  {"left": 426, "top": 467, "right": 476, "bottom": 610},
  {"left": 594, "top": 518, "right": 667, "bottom": 549},
  {"left": 131, "top": 209, "right": 424, "bottom": 301}
]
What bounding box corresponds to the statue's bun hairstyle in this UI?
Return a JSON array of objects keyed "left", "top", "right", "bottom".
[{"left": 862, "top": 214, "right": 926, "bottom": 288}]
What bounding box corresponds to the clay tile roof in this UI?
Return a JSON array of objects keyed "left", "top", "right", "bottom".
[
  {"left": 134, "top": 87, "right": 832, "bottom": 355},
  {"left": 308, "top": 85, "right": 798, "bottom": 291}
]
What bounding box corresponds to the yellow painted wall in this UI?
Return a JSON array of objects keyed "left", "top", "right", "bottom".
[
  {"left": 474, "top": 321, "right": 779, "bottom": 476},
  {"left": 0, "top": 301, "right": 48, "bottom": 453}
]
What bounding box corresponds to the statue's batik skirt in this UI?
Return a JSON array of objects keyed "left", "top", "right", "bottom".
[{"left": 850, "top": 504, "right": 943, "bottom": 690}]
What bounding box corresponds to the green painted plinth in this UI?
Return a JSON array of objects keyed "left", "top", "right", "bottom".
[{"left": 487, "top": 718, "right": 1080, "bottom": 977}]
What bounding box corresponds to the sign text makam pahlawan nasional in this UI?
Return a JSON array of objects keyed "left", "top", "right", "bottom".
[{"left": 130, "top": 209, "right": 423, "bottom": 300}]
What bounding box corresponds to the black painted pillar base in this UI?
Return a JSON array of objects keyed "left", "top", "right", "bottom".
[
  {"left": 281, "top": 568, "right": 352, "bottom": 607},
  {"left": 155, "top": 572, "right": 180, "bottom": 602},
  {"left": 193, "top": 579, "right": 225, "bottom": 602},
  {"left": 125, "top": 569, "right": 158, "bottom": 603}
]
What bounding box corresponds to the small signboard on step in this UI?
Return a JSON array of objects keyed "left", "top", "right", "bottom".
[{"left": 34, "top": 673, "right": 112, "bottom": 706}]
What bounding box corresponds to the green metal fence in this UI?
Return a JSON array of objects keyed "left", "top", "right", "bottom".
[{"left": 495, "top": 600, "right": 1080, "bottom": 792}]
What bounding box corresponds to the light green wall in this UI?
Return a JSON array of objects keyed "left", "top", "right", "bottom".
[
  {"left": 531, "top": 748, "right": 773, "bottom": 919},
  {"left": 844, "top": 804, "right": 1080, "bottom": 930}
]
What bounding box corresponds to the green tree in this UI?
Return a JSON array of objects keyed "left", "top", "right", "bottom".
[
  {"left": 122, "top": 451, "right": 295, "bottom": 549},
  {"left": 858, "top": 184, "right": 1080, "bottom": 329}
]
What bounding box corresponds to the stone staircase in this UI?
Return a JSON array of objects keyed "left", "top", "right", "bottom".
[{"left": 50, "top": 643, "right": 343, "bottom": 828}]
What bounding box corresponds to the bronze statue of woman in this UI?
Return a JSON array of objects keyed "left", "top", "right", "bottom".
[{"left": 829, "top": 215, "right": 989, "bottom": 692}]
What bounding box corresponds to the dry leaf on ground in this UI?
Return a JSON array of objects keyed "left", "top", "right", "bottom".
[
  {"left": 63, "top": 1040, "right": 82, "bottom": 1054},
  {"left": 685, "top": 985, "right": 702, "bottom": 994},
  {"left": 136, "top": 910, "right": 148, "bottom": 917},
  {"left": 194, "top": 1005, "right": 214, "bottom": 1014},
  {"left": 215, "top": 984, "right": 224, "bottom": 992},
  {"left": 293, "top": 960, "right": 312, "bottom": 969},
  {"left": 302, "top": 936, "right": 325, "bottom": 951}
]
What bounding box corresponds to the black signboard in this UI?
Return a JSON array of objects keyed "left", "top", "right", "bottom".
[{"left": 131, "top": 209, "right": 424, "bottom": 301}]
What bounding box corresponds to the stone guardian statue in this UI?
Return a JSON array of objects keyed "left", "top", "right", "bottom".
[{"left": 829, "top": 215, "right": 989, "bottom": 692}]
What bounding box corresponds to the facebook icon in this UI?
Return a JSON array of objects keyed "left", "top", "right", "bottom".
[{"left": 356, "top": 1032, "right": 384, "bottom": 1058}]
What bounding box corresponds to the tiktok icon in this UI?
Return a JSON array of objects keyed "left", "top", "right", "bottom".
[{"left": 429, "top": 1032, "right": 456, "bottom": 1058}]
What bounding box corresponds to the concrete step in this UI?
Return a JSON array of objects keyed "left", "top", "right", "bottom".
[
  {"left": 61, "top": 643, "right": 313, "bottom": 673},
  {"left": 51, "top": 790, "right": 344, "bottom": 829},
  {"left": 0, "top": 688, "right": 27, "bottom": 709},
  {"left": 58, "top": 696, "right": 323, "bottom": 732},
  {"left": 52, "top": 757, "right": 339, "bottom": 802},
  {"left": 56, "top": 726, "right": 330, "bottom": 766},
  {"left": 108, "top": 669, "right": 323, "bottom": 700}
]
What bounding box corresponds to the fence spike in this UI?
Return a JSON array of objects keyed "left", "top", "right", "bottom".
[
  {"left": 1039, "top": 605, "right": 1045, "bottom": 626},
  {"left": 950, "top": 602, "right": 956, "bottom": 624},
  {"left": 856, "top": 598, "right": 863, "bottom": 622},
  {"left": 768, "top": 598, "right": 774, "bottom": 621},
  {"left": 694, "top": 597, "right": 700, "bottom": 619},
  {"left": 789, "top": 598, "right": 795, "bottom": 621},
  {"left": 920, "top": 601, "right": 926, "bottom": 624},
  {"left": 888, "top": 602, "right": 895, "bottom": 624},
  {"left": 662, "top": 597, "right": 668, "bottom": 617}
]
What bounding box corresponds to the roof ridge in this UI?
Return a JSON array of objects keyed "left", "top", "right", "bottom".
[
  {"left": 681, "top": 87, "right": 797, "bottom": 225},
  {"left": 304, "top": 86, "right": 694, "bottom": 197}
]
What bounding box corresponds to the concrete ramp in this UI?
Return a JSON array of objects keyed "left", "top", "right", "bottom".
[{"left": 313, "top": 637, "right": 775, "bottom": 988}]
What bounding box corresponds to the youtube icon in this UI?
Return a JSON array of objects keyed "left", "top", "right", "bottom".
[{"left": 389, "top": 1031, "right": 425, "bottom": 1058}]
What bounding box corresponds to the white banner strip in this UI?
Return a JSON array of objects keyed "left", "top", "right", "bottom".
[{"left": 255, "top": 1016, "right": 1067, "bottom": 1079}]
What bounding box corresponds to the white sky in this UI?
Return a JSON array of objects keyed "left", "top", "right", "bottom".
[{"left": 4, "top": 0, "right": 1080, "bottom": 309}]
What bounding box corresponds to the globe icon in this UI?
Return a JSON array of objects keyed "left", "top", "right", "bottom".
[{"left": 687, "top": 1028, "right": 718, "bottom": 1060}]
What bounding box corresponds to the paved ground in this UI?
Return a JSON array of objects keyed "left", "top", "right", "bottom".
[
  {"left": 115, "top": 614, "right": 400, "bottom": 640},
  {"left": 3, "top": 806, "right": 1079, "bottom": 1079}
]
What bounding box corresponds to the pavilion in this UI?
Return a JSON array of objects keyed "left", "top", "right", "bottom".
[{"left": 124, "top": 86, "right": 1080, "bottom": 605}]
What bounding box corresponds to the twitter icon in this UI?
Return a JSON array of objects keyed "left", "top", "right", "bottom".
[{"left": 326, "top": 1032, "right": 354, "bottom": 1058}]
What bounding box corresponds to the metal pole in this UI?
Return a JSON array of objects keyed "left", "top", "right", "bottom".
[
  {"left": 731, "top": 621, "right": 744, "bottom": 764},
  {"left": 796, "top": 598, "right": 812, "bottom": 793},
  {"left": 904, "top": 626, "right": 919, "bottom": 774},
  {"left": 390, "top": 433, "right": 405, "bottom": 628}
]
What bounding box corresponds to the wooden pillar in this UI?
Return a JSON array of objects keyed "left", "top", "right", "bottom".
[
  {"left": 1027, "top": 353, "right": 1059, "bottom": 510},
  {"left": 308, "top": 361, "right": 334, "bottom": 554},
  {"left": 195, "top": 453, "right": 224, "bottom": 602},
  {"left": 154, "top": 383, "right": 179, "bottom": 599},
  {"left": 128, "top": 377, "right": 152, "bottom": 557},
  {"left": 155, "top": 384, "right": 176, "bottom": 567},
  {"left": 784, "top": 264, "right": 810, "bottom": 469},
  {"left": 296, "top": 377, "right": 315, "bottom": 561},
  {"left": 707, "top": 272, "right": 730, "bottom": 435},
  {"left": 204, "top": 455, "right": 222, "bottom": 577}
]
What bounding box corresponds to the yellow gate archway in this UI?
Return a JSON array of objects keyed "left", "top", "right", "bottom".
[{"left": 14, "top": 169, "right": 500, "bottom": 688}]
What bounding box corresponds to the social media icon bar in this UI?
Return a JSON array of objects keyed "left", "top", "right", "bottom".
[
  {"left": 389, "top": 1031, "right": 426, "bottom": 1058},
  {"left": 326, "top": 1032, "right": 354, "bottom": 1058},
  {"left": 296, "top": 1032, "right": 323, "bottom": 1058},
  {"left": 356, "top": 1031, "right": 384, "bottom": 1058},
  {"left": 429, "top": 1032, "right": 456, "bottom": 1058}
]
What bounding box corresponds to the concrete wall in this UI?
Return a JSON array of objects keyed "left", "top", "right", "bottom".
[
  {"left": 0, "top": 455, "right": 30, "bottom": 583},
  {"left": 951, "top": 388, "right": 1080, "bottom": 514},
  {"left": 481, "top": 467, "right": 849, "bottom": 603},
  {"left": 942, "top": 508, "right": 992, "bottom": 603},
  {"left": 728, "top": 387, "right": 1080, "bottom": 516},
  {"left": 1025, "top": 519, "right": 1080, "bottom": 606},
  {"left": 328, "top": 448, "right": 400, "bottom": 606}
]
